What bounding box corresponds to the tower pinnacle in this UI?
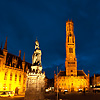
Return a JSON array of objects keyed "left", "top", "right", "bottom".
[
  {"left": 23, "top": 52, "right": 25, "bottom": 62},
  {"left": 4, "top": 37, "right": 7, "bottom": 50}
]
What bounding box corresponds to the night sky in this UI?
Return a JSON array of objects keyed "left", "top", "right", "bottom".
[{"left": 0, "top": 0, "right": 100, "bottom": 78}]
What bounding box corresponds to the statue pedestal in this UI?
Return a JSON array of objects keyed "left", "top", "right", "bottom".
[{"left": 25, "top": 72, "right": 45, "bottom": 100}]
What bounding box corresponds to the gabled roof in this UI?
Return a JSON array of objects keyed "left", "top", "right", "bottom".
[
  {"left": 6, "top": 52, "right": 31, "bottom": 72},
  {"left": 77, "top": 70, "right": 86, "bottom": 76},
  {"left": 58, "top": 71, "right": 66, "bottom": 76},
  {"left": 58, "top": 70, "right": 86, "bottom": 77}
]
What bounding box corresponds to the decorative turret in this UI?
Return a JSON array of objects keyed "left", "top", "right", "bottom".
[
  {"left": 4, "top": 37, "right": 7, "bottom": 50},
  {"left": 3, "top": 37, "right": 8, "bottom": 65},
  {"left": 23, "top": 52, "right": 25, "bottom": 62},
  {"left": 22, "top": 52, "right": 25, "bottom": 72},
  {"left": 19, "top": 50, "right": 21, "bottom": 58}
]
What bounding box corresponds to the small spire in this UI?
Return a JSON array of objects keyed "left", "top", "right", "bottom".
[
  {"left": 23, "top": 52, "right": 25, "bottom": 62},
  {"left": 4, "top": 37, "right": 7, "bottom": 50},
  {"left": 71, "top": 19, "right": 72, "bottom": 21},
  {"left": 19, "top": 50, "right": 21, "bottom": 57}
]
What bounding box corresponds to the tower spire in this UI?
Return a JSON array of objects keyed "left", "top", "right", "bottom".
[
  {"left": 4, "top": 37, "right": 7, "bottom": 50},
  {"left": 23, "top": 52, "right": 25, "bottom": 62},
  {"left": 19, "top": 50, "right": 21, "bottom": 57}
]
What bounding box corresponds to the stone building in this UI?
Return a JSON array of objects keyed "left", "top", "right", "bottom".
[
  {"left": 91, "top": 74, "right": 100, "bottom": 87},
  {"left": 0, "top": 37, "right": 31, "bottom": 95},
  {"left": 54, "top": 20, "right": 89, "bottom": 92},
  {"left": 25, "top": 39, "right": 45, "bottom": 100}
]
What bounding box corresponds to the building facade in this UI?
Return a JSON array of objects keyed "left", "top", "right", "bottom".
[
  {"left": 91, "top": 74, "right": 100, "bottom": 87},
  {"left": 0, "top": 38, "right": 31, "bottom": 95},
  {"left": 25, "top": 39, "right": 45, "bottom": 100},
  {"left": 54, "top": 20, "right": 89, "bottom": 92}
]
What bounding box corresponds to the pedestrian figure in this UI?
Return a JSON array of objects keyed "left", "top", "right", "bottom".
[{"left": 83, "top": 87, "right": 85, "bottom": 95}]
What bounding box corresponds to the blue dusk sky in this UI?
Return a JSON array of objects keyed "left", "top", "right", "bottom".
[{"left": 0, "top": 0, "right": 100, "bottom": 78}]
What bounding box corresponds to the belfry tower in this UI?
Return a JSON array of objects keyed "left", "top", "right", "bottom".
[{"left": 65, "top": 20, "right": 77, "bottom": 76}]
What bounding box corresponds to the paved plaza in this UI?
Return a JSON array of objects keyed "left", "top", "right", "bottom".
[{"left": 0, "top": 92, "right": 100, "bottom": 100}]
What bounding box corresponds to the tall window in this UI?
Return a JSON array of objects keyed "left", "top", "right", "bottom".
[
  {"left": 10, "top": 73, "right": 12, "bottom": 81},
  {"left": 23, "top": 79, "right": 25, "bottom": 84},
  {"left": 24, "top": 74, "right": 26, "bottom": 78},
  {"left": 3, "top": 84, "right": 6, "bottom": 90},
  {"left": 23, "top": 87, "right": 25, "bottom": 92},
  {"left": 69, "top": 48, "right": 73, "bottom": 53},
  {"left": 4, "top": 72, "right": 7, "bottom": 80},
  {"left": 9, "top": 84, "right": 11, "bottom": 91},
  {"left": 15, "top": 74, "right": 17, "bottom": 81},
  {"left": 19, "top": 74, "right": 21, "bottom": 82}
]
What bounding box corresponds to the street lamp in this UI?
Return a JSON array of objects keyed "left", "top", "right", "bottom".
[{"left": 57, "top": 66, "right": 58, "bottom": 100}]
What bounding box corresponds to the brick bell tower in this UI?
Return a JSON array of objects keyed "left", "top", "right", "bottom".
[{"left": 65, "top": 19, "right": 77, "bottom": 76}]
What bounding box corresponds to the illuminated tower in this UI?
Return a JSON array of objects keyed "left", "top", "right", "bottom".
[{"left": 65, "top": 19, "right": 77, "bottom": 76}]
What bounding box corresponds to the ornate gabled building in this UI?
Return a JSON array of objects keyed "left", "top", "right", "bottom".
[
  {"left": 0, "top": 37, "right": 31, "bottom": 95},
  {"left": 25, "top": 39, "right": 45, "bottom": 100},
  {"left": 54, "top": 20, "right": 89, "bottom": 92}
]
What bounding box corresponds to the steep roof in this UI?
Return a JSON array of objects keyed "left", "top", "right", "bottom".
[
  {"left": 58, "top": 71, "right": 66, "bottom": 76},
  {"left": 58, "top": 70, "right": 86, "bottom": 77},
  {"left": 77, "top": 70, "right": 86, "bottom": 76},
  {"left": 6, "top": 52, "right": 31, "bottom": 72}
]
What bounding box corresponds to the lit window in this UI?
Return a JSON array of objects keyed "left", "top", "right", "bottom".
[
  {"left": 10, "top": 73, "right": 12, "bottom": 81},
  {"left": 4, "top": 72, "right": 7, "bottom": 80},
  {"left": 23, "top": 80, "right": 25, "bottom": 84},
  {"left": 19, "top": 74, "right": 21, "bottom": 82},
  {"left": 23, "top": 87, "right": 25, "bottom": 92},
  {"left": 9, "top": 84, "right": 11, "bottom": 91},
  {"left": 3, "top": 84, "right": 6, "bottom": 90},
  {"left": 15, "top": 74, "right": 17, "bottom": 81}
]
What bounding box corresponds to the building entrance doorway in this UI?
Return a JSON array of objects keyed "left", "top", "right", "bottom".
[
  {"left": 71, "top": 83, "right": 74, "bottom": 92},
  {"left": 71, "top": 87, "right": 74, "bottom": 92},
  {"left": 15, "top": 87, "right": 19, "bottom": 95}
]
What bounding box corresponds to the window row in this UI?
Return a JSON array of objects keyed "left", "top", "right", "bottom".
[{"left": 4, "top": 72, "right": 21, "bottom": 82}]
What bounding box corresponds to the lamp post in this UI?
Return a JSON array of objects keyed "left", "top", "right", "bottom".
[{"left": 57, "top": 66, "right": 58, "bottom": 100}]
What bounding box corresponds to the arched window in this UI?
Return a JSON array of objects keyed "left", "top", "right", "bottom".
[
  {"left": 4, "top": 72, "right": 7, "bottom": 80},
  {"left": 10, "top": 73, "right": 12, "bottom": 81},
  {"left": 15, "top": 73, "right": 17, "bottom": 81},
  {"left": 19, "top": 74, "right": 21, "bottom": 82},
  {"left": 71, "top": 70, "right": 73, "bottom": 72}
]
